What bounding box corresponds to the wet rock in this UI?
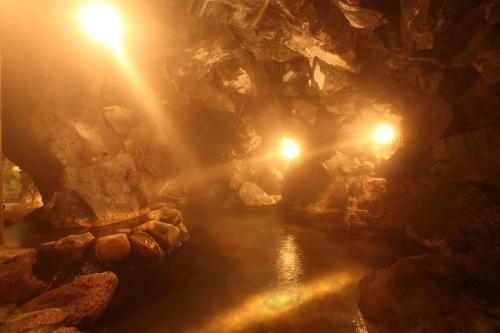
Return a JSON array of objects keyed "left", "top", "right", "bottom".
[
  {"left": 95, "top": 234, "right": 131, "bottom": 264},
  {"left": 359, "top": 248, "right": 500, "bottom": 333},
  {"left": 1, "top": 308, "right": 67, "bottom": 333},
  {"left": 137, "top": 221, "right": 182, "bottom": 252},
  {"left": 53, "top": 233, "right": 95, "bottom": 259},
  {"left": 407, "top": 182, "right": 500, "bottom": 253},
  {"left": 238, "top": 182, "right": 280, "bottom": 208},
  {"left": 21, "top": 272, "right": 119, "bottom": 327},
  {"left": 128, "top": 231, "right": 164, "bottom": 264}
]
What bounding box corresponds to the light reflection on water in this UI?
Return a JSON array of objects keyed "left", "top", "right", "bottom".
[{"left": 276, "top": 232, "right": 303, "bottom": 286}]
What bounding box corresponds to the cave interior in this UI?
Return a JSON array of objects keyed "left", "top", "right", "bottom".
[{"left": 0, "top": 0, "right": 499, "bottom": 332}]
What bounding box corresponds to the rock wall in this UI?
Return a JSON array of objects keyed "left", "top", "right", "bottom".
[{"left": 1, "top": 1, "right": 148, "bottom": 228}]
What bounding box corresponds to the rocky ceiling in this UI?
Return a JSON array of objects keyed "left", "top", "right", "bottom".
[{"left": 1, "top": 0, "right": 499, "bottom": 242}]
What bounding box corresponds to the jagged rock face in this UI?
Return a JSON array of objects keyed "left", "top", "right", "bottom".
[
  {"left": 2, "top": 0, "right": 500, "bottom": 232},
  {"left": 1, "top": 1, "right": 148, "bottom": 228}
]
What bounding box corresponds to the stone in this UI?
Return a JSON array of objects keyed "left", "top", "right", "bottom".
[
  {"left": 0, "top": 247, "right": 37, "bottom": 266},
  {"left": 1, "top": 308, "right": 68, "bottom": 333},
  {"left": 53, "top": 233, "right": 95, "bottom": 259},
  {"left": 359, "top": 248, "right": 500, "bottom": 333},
  {"left": 137, "top": 221, "right": 182, "bottom": 252},
  {"left": 400, "top": 0, "right": 433, "bottom": 52},
  {"left": 128, "top": 231, "right": 164, "bottom": 264},
  {"left": 103, "top": 106, "right": 136, "bottom": 137},
  {"left": 0, "top": 304, "right": 17, "bottom": 325},
  {"left": 177, "top": 222, "right": 191, "bottom": 242},
  {"left": 345, "top": 178, "right": 387, "bottom": 229},
  {"left": 1, "top": 3, "right": 149, "bottom": 228},
  {"left": 147, "top": 208, "right": 183, "bottom": 226},
  {"left": 335, "top": 0, "right": 388, "bottom": 30},
  {"left": 406, "top": 182, "right": 500, "bottom": 253},
  {"left": 474, "top": 48, "right": 500, "bottom": 84},
  {"left": 291, "top": 99, "right": 318, "bottom": 125},
  {"left": 255, "top": 167, "right": 283, "bottom": 196},
  {"left": 322, "top": 151, "right": 363, "bottom": 175},
  {"left": 95, "top": 234, "right": 131, "bottom": 264},
  {"left": 238, "top": 182, "right": 280, "bottom": 208},
  {"left": 402, "top": 96, "right": 453, "bottom": 147},
  {"left": 0, "top": 247, "right": 46, "bottom": 304},
  {"left": 431, "top": 127, "right": 500, "bottom": 187},
  {"left": 21, "top": 272, "right": 119, "bottom": 327}
]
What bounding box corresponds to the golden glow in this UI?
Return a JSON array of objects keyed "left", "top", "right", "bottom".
[
  {"left": 281, "top": 138, "right": 301, "bottom": 161},
  {"left": 373, "top": 124, "right": 396, "bottom": 144},
  {"left": 78, "top": 2, "right": 124, "bottom": 50},
  {"left": 194, "top": 272, "right": 355, "bottom": 332}
]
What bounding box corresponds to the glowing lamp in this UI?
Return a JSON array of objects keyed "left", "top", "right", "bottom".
[
  {"left": 281, "top": 138, "right": 301, "bottom": 161},
  {"left": 373, "top": 124, "right": 396, "bottom": 145},
  {"left": 78, "top": 2, "right": 124, "bottom": 50}
]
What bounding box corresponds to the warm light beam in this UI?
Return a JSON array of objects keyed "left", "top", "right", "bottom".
[
  {"left": 281, "top": 138, "right": 301, "bottom": 161},
  {"left": 78, "top": 2, "right": 124, "bottom": 50},
  {"left": 373, "top": 124, "right": 396, "bottom": 145}
]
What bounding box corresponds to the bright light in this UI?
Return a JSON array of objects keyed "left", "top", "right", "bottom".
[
  {"left": 373, "top": 124, "right": 396, "bottom": 144},
  {"left": 78, "top": 2, "right": 124, "bottom": 50},
  {"left": 281, "top": 138, "right": 301, "bottom": 161}
]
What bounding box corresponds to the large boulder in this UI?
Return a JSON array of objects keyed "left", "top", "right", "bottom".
[
  {"left": 359, "top": 248, "right": 500, "bottom": 333},
  {"left": 21, "top": 272, "right": 119, "bottom": 327}
]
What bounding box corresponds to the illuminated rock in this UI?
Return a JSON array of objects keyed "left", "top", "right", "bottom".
[
  {"left": 238, "top": 182, "right": 281, "bottom": 208},
  {"left": 53, "top": 233, "right": 95, "bottom": 259},
  {"left": 95, "top": 234, "right": 131, "bottom": 264}
]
